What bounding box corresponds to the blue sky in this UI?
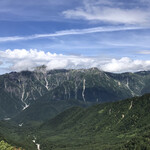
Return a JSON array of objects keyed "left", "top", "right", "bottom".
[{"left": 0, "top": 0, "right": 150, "bottom": 74}]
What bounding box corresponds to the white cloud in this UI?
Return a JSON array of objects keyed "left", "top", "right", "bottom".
[
  {"left": 63, "top": 1, "right": 150, "bottom": 25},
  {"left": 0, "top": 49, "right": 150, "bottom": 73},
  {"left": 0, "top": 26, "right": 146, "bottom": 42},
  {"left": 101, "top": 57, "right": 150, "bottom": 72},
  {"left": 0, "top": 49, "right": 108, "bottom": 72}
]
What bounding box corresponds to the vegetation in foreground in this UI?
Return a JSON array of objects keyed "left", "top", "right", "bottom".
[{"left": 0, "top": 140, "right": 24, "bottom": 150}]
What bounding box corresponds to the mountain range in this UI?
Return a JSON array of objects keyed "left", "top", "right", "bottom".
[
  {"left": 1, "top": 67, "right": 150, "bottom": 120},
  {"left": 0, "top": 68, "right": 150, "bottom": 149}
]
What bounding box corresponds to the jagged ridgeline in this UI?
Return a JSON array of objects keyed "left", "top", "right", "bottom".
[{"left": 1, "top": 67, "right": 150, "bottom": 120}]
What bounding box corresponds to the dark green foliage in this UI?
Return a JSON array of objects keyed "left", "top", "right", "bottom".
[
  {"left": 0, "top": 121, "right": 36, "bottom": 150},
  {"left": 12, "top": 100, "right": 90, "bottom": 126},
  {"left": 35, "top": 94, "right": 150, "bottom": 150},
  {"left": 0, "top": 94, "right": 150, "bottom": 149}
]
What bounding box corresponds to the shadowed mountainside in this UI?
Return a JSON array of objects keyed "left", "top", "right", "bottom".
[{"left": 1, "top": 68, "right": 150, "bottom": 123}]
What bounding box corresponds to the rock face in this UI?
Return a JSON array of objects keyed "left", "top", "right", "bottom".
[{"left": 0, "top": 67, "right": 150, "bottom": 119}]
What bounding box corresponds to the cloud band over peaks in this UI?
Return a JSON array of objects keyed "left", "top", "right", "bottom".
[{"left": 0, "top": 49, "right": 150, "bottom": 73}]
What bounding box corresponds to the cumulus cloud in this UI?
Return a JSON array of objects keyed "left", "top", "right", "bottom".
[
  {"left": 63, "top": 0, "right": 150, "bottom": 25},
  {"left": 0, "top": 49, "right": 150, "bottom": 73},
  {"left": 101, "top": 57, "right": 150, "bottom": 72},
  {"left": 0, "top": 49, "right": 108, "bottom": 72}
]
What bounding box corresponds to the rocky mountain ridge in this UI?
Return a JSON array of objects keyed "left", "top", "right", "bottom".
[{"left": 1, "top": 67, "right": 150, "bottom": 119}]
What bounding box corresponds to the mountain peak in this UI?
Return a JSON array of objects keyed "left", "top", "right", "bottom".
[{"left": 34, "top": 65, "right": 47, "bottom": 73}]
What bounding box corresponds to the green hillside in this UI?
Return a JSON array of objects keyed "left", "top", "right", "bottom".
[
  {"left": 0, "top": 121, "right": 36, "bottom": 150},
  {"left": 0, "top": 93, "right": 150, "bottom": 149},
  {"left": 35, "top": 94, "right": 150, "bottom": 150},
  {"left": 12, "top": 100, "right": 91, "bottom": 126}
]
